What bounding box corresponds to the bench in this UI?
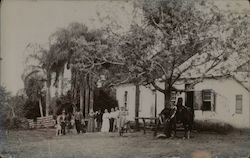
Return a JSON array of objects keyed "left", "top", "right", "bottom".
[
  {"left": 135, "top": 117, "right": 158, "bottom": 134},
  {"left": 135, "top": 117, "right": 189, "bottom": 135}
]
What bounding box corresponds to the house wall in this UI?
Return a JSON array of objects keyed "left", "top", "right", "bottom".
[
  {"left": 139, "top": 86, "right": 155, "bottom": 118},
  {"left": 191, "top": 78, "right": 250, "bottom": 128},
  {"left": 115, "top": 78, "right": 249, "bottom": 128},
  {"left": 115, "top": 83, "right": 185, "bottom": 121},
  {"left": 116, "top": 84, "right": 136, "bottom": 121}
]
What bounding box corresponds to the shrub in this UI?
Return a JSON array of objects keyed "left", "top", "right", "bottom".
[
  {"left": 194, "top": 120, "right": 234, "bottom": 134},
  {"left": 5, "top": 117, "right": 29, "bottom": 130},
  {"left": 0, "top": 86, "right": 10, "bottom": 129}
]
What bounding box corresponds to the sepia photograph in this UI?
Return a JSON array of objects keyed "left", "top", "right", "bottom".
[{"left": 0, "top": 0, "right": 249, "bottom": 157}]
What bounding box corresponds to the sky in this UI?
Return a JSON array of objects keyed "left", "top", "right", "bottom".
[
  {"left": 0, "top": 0, "right": 137, "bottom": 94},
  {"left": 0, "top": 0, "right": 249, "bottom": 94}
]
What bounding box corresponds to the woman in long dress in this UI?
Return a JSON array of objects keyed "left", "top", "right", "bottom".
[
  {"left": 87, "top": 109, "right": 95, "bottom": 132},
  {"left": 101, "top": 109, "right": 110, "bottom": 132}
]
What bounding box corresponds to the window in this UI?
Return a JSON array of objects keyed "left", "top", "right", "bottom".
[
  {"left": 236, "top": 95, "right": 243, "bottom": 114},
  {"left": 202, "top": 90, "right": 215, "bottom": 111},
  {"left": 203, "top": 91, "right": 211, "bottom": 101}
]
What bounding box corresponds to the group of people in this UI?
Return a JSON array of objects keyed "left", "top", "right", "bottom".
[
  {"left": 55, "top": 106, "right": 129, "bottom": 136},
  {"left": 100, "top": 107, "right": 128, "bottom": 133}
]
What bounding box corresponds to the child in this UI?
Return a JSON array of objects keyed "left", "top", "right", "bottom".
[
  {"left": 55, "top": 123, "right": 62, "bottom": 136},
  {"left": 117, "top": 107, "right": 127, "bottom": 136},
  {"left": 55, "top": 115, "right": 62, "bottom": 136}
]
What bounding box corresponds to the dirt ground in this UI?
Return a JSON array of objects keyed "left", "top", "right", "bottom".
[{"left": 0, "top": 129, "right": 250, "bottom": 158}]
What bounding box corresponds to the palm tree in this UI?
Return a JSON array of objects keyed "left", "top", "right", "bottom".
[
  {"left": 25, "top": 44, "right": 55, "bottom": 116},
  {"left": 49, "top": 23, "right": 89, "bottom": 98},
  {"left": 49, "top": 23, "right": 90, "bottom": 114},
  {"left": 49, "top": 28, "right": 70, "bottom": 97}
]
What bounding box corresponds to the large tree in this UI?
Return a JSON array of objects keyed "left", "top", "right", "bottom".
[
  {"left": 111, "top": 0, "right": 249, "bottom": 107},
  {"left": 48, "top": 23, "right": 87, "bottom": 97},
  {"left": 48, "top": 23, "right": 115, "bottom": 115},
  {"left": 68, "top": 24, "right": 124, "bottom": 115}
]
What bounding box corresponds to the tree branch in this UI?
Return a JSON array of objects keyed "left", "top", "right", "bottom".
[
  {"left": 154, "top": 61, "right": 168, "bottom": 77},
  {"left": 107, "top": 76, "right": 131, "bottom": 87},
  {"left": 150, "top": 81, "right": 165, "bottom": 93}
]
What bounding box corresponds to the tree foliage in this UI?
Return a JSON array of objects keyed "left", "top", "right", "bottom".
[
  {"left": 22, "top": 0, "right": 249, "bottom": 112},
  {"left": 104, "top": 0, "right": 249, "bottom": 107}
]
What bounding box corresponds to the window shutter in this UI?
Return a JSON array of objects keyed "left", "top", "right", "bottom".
[
  {"left": 211, "top": 90, "right": 216, "bottom": 112},
  {"left": 124, "top": 91, "right": 128, "bottom": 108},
  {"left": 194, "top": 91, "right": 202, "bottom": 110}
]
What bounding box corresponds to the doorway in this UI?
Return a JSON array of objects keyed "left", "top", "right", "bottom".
[{"left": 185, "top": 91, "right": 194, "bottom": 109}]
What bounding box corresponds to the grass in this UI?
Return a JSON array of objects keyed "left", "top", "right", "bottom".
[{"left": 0, "top": 129, "right": 250, "bottom": 158}]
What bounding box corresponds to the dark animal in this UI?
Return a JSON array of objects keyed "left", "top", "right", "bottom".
[
  {"left": 154, "top": 98, "right": 194, "bottom": 139},
  {"left": 175, "top": 104, "right": 194, "bottom": 139}
]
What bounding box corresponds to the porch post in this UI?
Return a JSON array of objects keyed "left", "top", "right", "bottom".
[{"left": 135, "top": 84, "right": 140, "bottom": 131}]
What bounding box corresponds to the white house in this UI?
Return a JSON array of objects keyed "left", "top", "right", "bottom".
[{"left": 115, "top": 61, "right": 250, "bottom": 128}]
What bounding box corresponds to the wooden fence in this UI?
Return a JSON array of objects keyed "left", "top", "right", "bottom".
[{"left": 28, "top": 115, "right": 55, "bottom": 129}]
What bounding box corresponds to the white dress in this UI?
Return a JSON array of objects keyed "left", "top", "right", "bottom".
[{"left": 101, "top": 112, "right": 110, "bottom": 132}]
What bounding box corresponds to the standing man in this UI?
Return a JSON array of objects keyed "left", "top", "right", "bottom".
[
  {"left": 74, "top": 108, "right": 84, "bottom": 134},
  {"left": 56, "top": 114, "right": 62, "bottom": 136},
  {"left": 109, "top": 108, "right": 115, "bottom": 132},
  {"left": 61, "top": 110, "right": 67, "bottom": 135},
  {"left": 113, "top": 107, "right": 119, "bottom": 132},
  {"left": 95, "top": 110, "right": 103, "bottom": 132}
]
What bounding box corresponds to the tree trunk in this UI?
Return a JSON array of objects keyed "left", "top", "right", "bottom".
[
  {"left": 89, "top": 87, "right": 94, "bottom": 112},
  {"left": 9, "top": 105, "right": 16, "bottom": 118},
  {"left": 45, "top": 81, "right": 51, "bottom": 116},
  {"left": 55, "top": 83, "right": 59, "bottom": 98},
  {"left": 84, "top": 76, "right": 89, "bottom": 118},
  {"left": 80, "top": 88, "right": 84, "bottom": 112},
  {"left": 72, "top": 104, "right": 76, "bottom": 114},
  {"left": 135, "top": 84, "right": 140, "bottom": 131},
  {"left": 59, "top": 67, "right": 65, "bottom": 96},
  {"left": 89, "top": 75, "right": 94, "bottom": 112},
  {"left": 164, "top": 80, "right": 171, "bottom": 108},
  {"left": 164, "top": 92, "right": 171, "bottom": 108},
  {"left": 38, "top": 97, "right": 44, "bottom": 117}
]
